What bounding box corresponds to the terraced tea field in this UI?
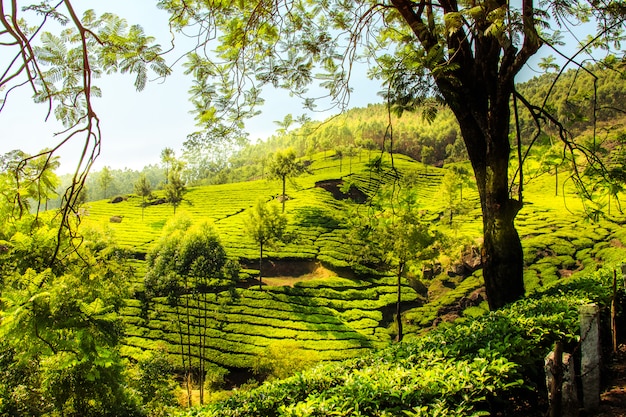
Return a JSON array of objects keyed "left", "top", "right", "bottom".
[{"left": 79, "top": 150, "right": 626, "bottom": 377}]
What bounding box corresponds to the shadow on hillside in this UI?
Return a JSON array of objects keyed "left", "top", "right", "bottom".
[
  {"left": 237, "top": 260, "right": 382, "bottom": 347},
  {"left": 315, "top": 179, "right": 367, "bottom": 203},
  {"left": 263, "top": 288, "right": 377, "bottom": 348},
  {"left": 293, "top": 206, "right": 342, "bottom": 230}
]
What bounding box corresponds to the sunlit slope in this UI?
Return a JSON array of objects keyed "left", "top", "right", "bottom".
[
  {"left": 81, "top": 151, "right": 453, "bottom": 369},
  {"left": 79, "top": 150, "right": 626, "bottom": 370}
]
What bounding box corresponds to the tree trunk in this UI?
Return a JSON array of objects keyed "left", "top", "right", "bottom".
[
  {"left": 389, "top": 0, "right": 542, "bottom": 310},
  {"left": 440, "top": 71, "right": 525, "bottom": 310},
  {"left": 395, "top": 262, "right": 405, "bottom": 342},
  {"left": 555, "top": 166, "right": 559, "bottom": 197},
  {"left": 259, "top": 242, "right": 264, "bottom": 290},
  {"left": 184, "top": 278, "right": 193, "bottom": 405},
  {"left": 481, "top": 195, "right": 524, "bottom": 310},
  {"left": 281, "top": 175, "right": 286, "bottom": 213},
  {"left": 174, "top": 300, "right": 189, "bottom": 407},
  {"left": 199, "top": 288, "right": 207, "bottom": 405}
]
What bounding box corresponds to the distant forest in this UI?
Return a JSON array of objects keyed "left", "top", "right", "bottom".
[{"left": 56, "top": 63, "right": 626, "bottom": 204}]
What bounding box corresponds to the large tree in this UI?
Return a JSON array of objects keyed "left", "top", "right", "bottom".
[{"left": 157, "top": 0, "right": 625, "bottom": 309}]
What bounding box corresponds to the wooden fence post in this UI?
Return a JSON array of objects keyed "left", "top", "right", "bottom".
[{"left": 545, "top": 342, "right": 579, "bottom": 417}]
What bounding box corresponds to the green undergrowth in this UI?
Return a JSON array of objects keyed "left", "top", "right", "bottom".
[{"left": 173, "top": 267, "right": 621, "bottom": 417}]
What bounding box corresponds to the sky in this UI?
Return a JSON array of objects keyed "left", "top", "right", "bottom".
[
  {"left": 0, "top": 1, "right": 576, "bottom": 174},
  {"left": 0, "top": 0, "right": 385, "bottom": 174}
]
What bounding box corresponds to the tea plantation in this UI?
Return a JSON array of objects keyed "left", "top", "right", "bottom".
[{"left": 80, "top": 150, "right": 626, "bottom": 390}]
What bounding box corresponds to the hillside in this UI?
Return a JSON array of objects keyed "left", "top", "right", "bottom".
[{"left": 77, "top": 149, "right": 626, "bottom": 390}]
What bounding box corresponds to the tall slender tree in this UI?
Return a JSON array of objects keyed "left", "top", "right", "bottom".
[
  {"left": 245, "top": 200, "right": 288, "bottom": 289},
  {"left": 161, "top": 148, "right": 176, "bottom": 185},
  {"left": 98, "top": 166, "right": 114, "bottom": 200},
  {"left": 165, "top": 165, "right": 185, "bottom": 214},
  {"left": 144, "top": 216, "right": 238, "bottom": 406},
  {"left": 374, "top": 211, "right": 440, "bottom": 341},
  {"left": 134, "top": 173, "right": 153, "bottom": 220}
]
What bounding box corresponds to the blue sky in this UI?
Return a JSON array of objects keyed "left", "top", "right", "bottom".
[
  {"left": 0, "top": 1, "right": 576, "bottom": 174},
  {"left": 0, "top": 0, "right": 384, "bottom": 173}
]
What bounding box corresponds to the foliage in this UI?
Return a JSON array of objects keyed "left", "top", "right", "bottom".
[
  {"left": 126, "top": 347, "right": 179, "bottom": 417},
  {"left": 78, "top": 149, "right": 626, "bottom": 379},
  {"left": 135, "top": 173, "right": 153, "bottom": 220},
  {"left": 0, "top": 151, "right": 60, "bottom": 218},
  {"left": 245, "top": 199, "right": 288, "bottom": 286},
  {"left": 172, "top": 267, "right": 618, "bottom": 417},
  {"left": 252, "top": 340, "right": 321, "bottom": 381},
  {"left": 0, "top": 213, "right": 138, "bottom": 417},
  {"left": 158, "top": 0, "right": 626, "bottom": 310},
  {"left": 355, "top": 192, "right": 443, "bottom": 340},
  {"left": 99, "top": 166, "right": 116, "bottom": 199},
  {"left": 144, "top": 215, "right": 240, "bottom": 405},
  {"left": 1, "top": 5, "right": 171, "bottom": 229},
  {"left": 165, "top": 166, "right": 186, "bottom": 214},
  {"left": 161, "top": 148, "right": 176, "bottom": 184},
  {"left": 267, "top": 148, "right": 307, "bottom": 212}
]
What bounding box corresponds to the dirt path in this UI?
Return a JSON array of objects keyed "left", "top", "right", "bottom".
[
  {"left": 260, "top": 264, "right": 337, "bottom": 287},
  {"left": 595, "top": 344, "right": 626, "bottom": 417}
]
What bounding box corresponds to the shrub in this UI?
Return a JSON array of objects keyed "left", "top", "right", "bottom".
[
  {"left": 126, "top": 347, "right": 178, "bottom": 417},
  {"left": 252, "top": 341, "right": 322, "bottom": 381}
]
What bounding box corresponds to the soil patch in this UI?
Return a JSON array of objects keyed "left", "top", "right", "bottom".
[
  {"left": 254, "top": 260, "right": 320, "bottom": 277},
  {"left": 260, "top": 263, "right": 337, "bottom": 287},
  {"left": 595, "top": 344, "right": 626, "bottom": 417},
  {"left": 315, "top": 179, "right": 367, "bottom": 203}
]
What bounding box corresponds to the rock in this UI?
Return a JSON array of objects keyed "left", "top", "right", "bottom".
[
  {"left": 461, "top": 246, "right": 482, "bottom": 271},
  {"left": 149, "top": 198, "right": 167, "bottom": 206},
  {"left": 447, "top": 263, "right": 466, "bottom": 277}
]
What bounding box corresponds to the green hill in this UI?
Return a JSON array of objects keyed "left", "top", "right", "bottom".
[{"left": 77, "top": 148, "right": 626, "bottom": 386}]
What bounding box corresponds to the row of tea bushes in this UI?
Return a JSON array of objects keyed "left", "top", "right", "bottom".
[
  {"left": 174, "top": 266, "right": 621, "bottom": 417},
  {"left": 119, "top": 272, "right": 410, "bottom": 369}
]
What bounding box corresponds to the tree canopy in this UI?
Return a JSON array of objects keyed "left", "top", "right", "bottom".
[{"left": 267, "top": 148, "right": 306, "bottom": 212}]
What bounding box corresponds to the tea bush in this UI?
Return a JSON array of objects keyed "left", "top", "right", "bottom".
[{"left": 174, "top": 267, "right": 620, "bottom": 417}]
